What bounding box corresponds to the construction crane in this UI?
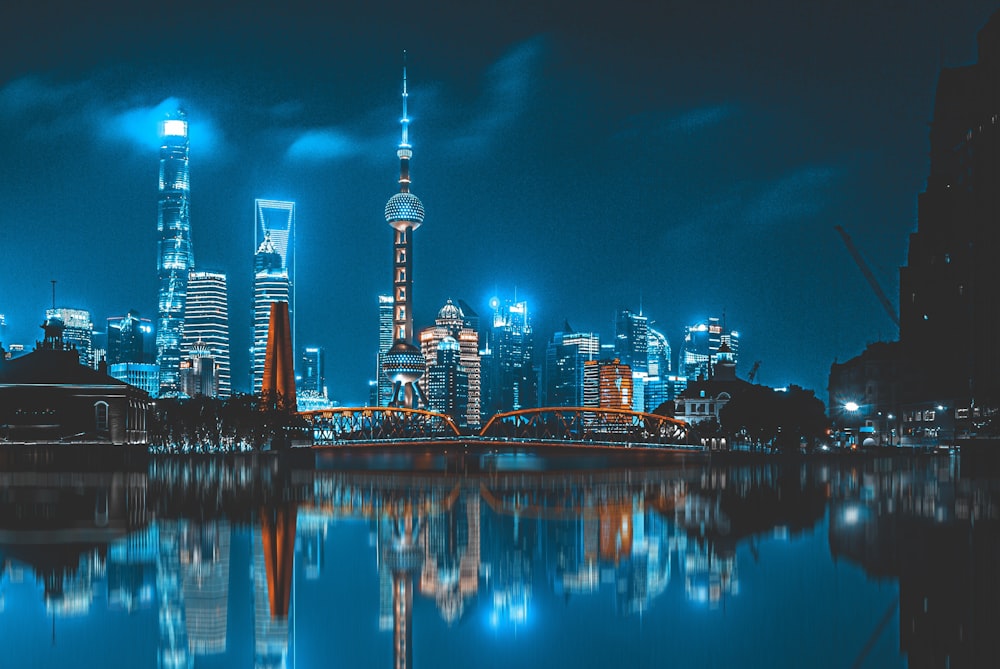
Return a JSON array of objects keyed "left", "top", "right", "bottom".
[
  {"left": 747, "top": 360, "right": 761, "bottom": 384},
  {"left": 834, "top": 225, "right": 900, "bottom": 329}
]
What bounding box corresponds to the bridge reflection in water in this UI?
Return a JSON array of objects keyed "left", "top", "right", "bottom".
[{"left": 299, "top": 406, "right": 693, "bottom": 447}]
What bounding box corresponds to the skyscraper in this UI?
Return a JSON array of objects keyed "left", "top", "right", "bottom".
[
  {"left": 45, "top": 307, "right": 93, "bottom": 367},
  {"left": 418, "top": 299, "right": 481, "bottom": 427},
  {"left": 680, "top": 317, "right": 738, "bottom": 380},
  {"left": 900, "top": 12, "right": 1000, "bottom": 406},
  {"left": 155, "top": 110, "right": 194, "bottom": 397},
  {"left": 375, "top": 294, "right": 394, "bottom": 406},
  {"left": 107, "top": 311, "right": 154, "bottom": 365},
  {"left": 381, "top": 58, "right": 427, "bottom": 409},
  {"left": 252, "top": 233, "right": 290, "bottom": 394},
  {"left": 614, "top": 309, "right": 648, "bottom": 375},
  {"left": 485, "top": 298, "right": 537, "bottom": 414},
  {"left": 182, "top": 271, "right": 231, "bottom": 397},
  {"left": 298, "top": 346, "right": 325, "bottom": 395},
  {"left": 426, "top": 336, "right": 469, "bottom": 425},
  {"left": 255, "top": 200, "right": 295, "bottom": 336},
  {"left": 543, "top": 324, "right": 600, "bottom": 407},
  {"left": 583, "top": 358, "right": 633, "bottom": 410}
]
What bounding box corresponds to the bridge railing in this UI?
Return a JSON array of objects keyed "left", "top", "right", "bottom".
[
  {"left": 299, "top": 407, "right": 461, "bottom": 444},
  {"left": 478, "top": 407, "right": 691, "bottom": 446}
]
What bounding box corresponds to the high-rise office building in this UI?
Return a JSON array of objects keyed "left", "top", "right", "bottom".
[
  {"left": 45, "top": 307, "right": 93, "bottom": 367},
  {"left": 680, "top": 317, "right": 738, "bottom": 380},
  {"left": 381, "top": 60, "right": 427, "bottom": 408},
  {"left": 298, "top": 346, "right": 325, "bottom": 395},
  {"left": 375, "top": 294, "right": 394, "bottom": 406},
  {"left": 252, "top": 233, "right": 290, "bottom": 394},
  {"left": 182, "top": 271, "right": 231, "bottom": 398},
  {"left": 485, "top": 298, "right": 537, "bottom": 414},
  {"left": 647, "top": 327, "right": 671, "bottom": 377},
  {"left": 583, "top": 358, "right": 633, "bottom": 410},
  {"left": 426, "top": 337, "right": 469, "bottom": 425},
  {"left": 254, "top": 199, "right": 295, "bottom": 343},
  {"left": 543, "top": 324, "right": 600, "bottom": 407},
  {"left": 900, "top": 12, "right": 1000, "bottom": 406},
  {"left": 419, "top": 299, "right": 480, "bottom": 427},
  {"left": 107, "top": 311, "right": 155, "bottom": 365},
  {"left": 155, "top": 110, "right": 194, "bottom": 397},
  {"left": 179, "top": 340, "right": 218, "bottom": 398},
  {"left": 615, "top": 309, "right": 648, "bottom": 375}
]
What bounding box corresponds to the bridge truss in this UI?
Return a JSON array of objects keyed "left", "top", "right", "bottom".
[
  {"left": 479, "top": 407, "right": 691, "bottom": 446},
  {"left": 300, "top": 407, "right": 461, "bottom": 445}
]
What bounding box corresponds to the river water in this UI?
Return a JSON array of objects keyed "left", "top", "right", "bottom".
[{"left": 0, "top": 447, "right": 996, "bottom": 669}]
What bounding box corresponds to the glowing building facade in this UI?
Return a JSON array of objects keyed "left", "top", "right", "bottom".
[
  {"left": 418, "top": 299, "right": 481, "bottom": 427},
  {"left": 543, "top": 325, "right": 600, "bottom": 407},
  {"left": 485, "top": 299, "right": 537, "bottom": 414},
  {"left": 381, "top": 60, "right": 427, "bottom": 409},
  {"left": 252, "top": 233, "right": 290, "bottom": 395},
  {"left": 375, "top": 294, "right": 394, "bottom": 406},
  {"left": 680, "top": 317, "right": 739, "bottom": 381},
  {"left": 45, "top": 307, "right": 94, "bottom": 367},
  {"left": 155, "top": 111, "right": 194, "bottom": 396},
  {"left": 583, "top": 358, "right": 634, "bottom": 410},
  {"left": 182, "top": 271, "right": 231, "bottom": 397},
  {"left": 615, "top": 309, "right": 648, "bottom": 375}
]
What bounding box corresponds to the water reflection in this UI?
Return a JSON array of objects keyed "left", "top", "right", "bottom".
[{"left": 0, "top": 450, "right": 996, "bottom": 668}]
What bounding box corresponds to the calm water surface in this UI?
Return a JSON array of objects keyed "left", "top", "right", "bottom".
[{"left": 0, "top": 448, "right": 997, "bottom": 669}]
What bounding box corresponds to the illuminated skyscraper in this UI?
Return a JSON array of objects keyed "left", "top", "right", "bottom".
[
  {"left": 252, "top": 233, "right": 290, "bottom": 394},
  {"left": 182, "top": 271, "right": 231, "bottom": 397},
  {"left": 615, "top": 309, "right": 648, "bottom": 375},
  {"left": 426, "top": 337, "right": 469, "bottom": 425},
  {"left": 45, "top": 307, "right": 93, "bottom": 367},
  {"left": 680, "top": 317, "right": 738, "bottom": 380},
  {"left": 381, "top": 58, "right": 427, "bottom": 409},
  {"left": 485, "top": 298, "right": 536, "bottom": 414},
  {"left": 418, "top": 299, "right": 481, "bottom": 426},
  {"left": 583, "top": 358, "right": 633, "bottom": 410},
  {"left": 255, "top": 200, "right": 295, "bottom": 333},
  {"left": 376, "top": 294, "right": 394, "bottom": 406},
  {"left": 107, "top": 311, "right": 155, "bottom": 365},
  {"left": 543, "top": 324, "right": 600, "bottom": 407},
  {"left": 155, "top": 110, "right": 194, "bottom": 396}
]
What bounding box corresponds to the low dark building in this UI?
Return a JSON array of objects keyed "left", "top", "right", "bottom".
[{"left": 0, "top": 318, "right": 151, "bottom": 445}]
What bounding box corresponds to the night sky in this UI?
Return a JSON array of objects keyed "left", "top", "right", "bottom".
[{"left": 2, "top": 1, "right": 997, "bottom": 404}]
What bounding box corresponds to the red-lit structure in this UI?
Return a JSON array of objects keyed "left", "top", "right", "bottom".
[{"left": 260, "top": 301, "right": 296, "bottom": 411}]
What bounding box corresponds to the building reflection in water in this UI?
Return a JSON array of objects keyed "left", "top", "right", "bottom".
[{"left": 0, "top": 451, "right": 996, "bottom": 668}]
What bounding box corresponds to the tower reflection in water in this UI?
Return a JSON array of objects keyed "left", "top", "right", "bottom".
[{"left": 0, "top": 452, "right": 996, "bottom": 669}]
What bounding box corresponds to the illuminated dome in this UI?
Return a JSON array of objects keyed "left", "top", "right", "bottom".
[
  {"left": 437, "top": 299, "right": 463, "bottom": 321},
  {"left": 438, "top": 336, "right": 459, "bottom": 353},
  {"left": 381, "top": 340, "right": 426, "bottom": 384},
  {"left": 385, "top": 192, "right": 425, "bottom": 227}
]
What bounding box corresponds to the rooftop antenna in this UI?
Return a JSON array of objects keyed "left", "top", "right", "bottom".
[{"left": 50, "top": 280, "right": 56, "bottom": 310}]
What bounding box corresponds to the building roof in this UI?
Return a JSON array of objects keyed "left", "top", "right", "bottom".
[{"left": 0, "top": 347, "right": 133, "bottom": 387}]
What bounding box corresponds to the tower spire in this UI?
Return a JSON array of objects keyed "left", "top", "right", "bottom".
[{"left": 397, "top": 51, "right": 412, "bottom": 193}]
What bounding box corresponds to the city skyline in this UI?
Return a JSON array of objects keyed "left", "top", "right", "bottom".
[{"left": 1, "top": 1, "right": 997, "bottom": 404}]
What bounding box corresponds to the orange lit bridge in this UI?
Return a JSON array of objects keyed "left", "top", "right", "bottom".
[{"left": 298, "top": 406, "right": 694, "bottom": 448}]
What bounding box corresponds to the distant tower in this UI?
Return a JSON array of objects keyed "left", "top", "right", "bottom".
[
  {"left": 376, "top": 294, "right": 394, "bottom": 406},
  {"left": 418, "top": 299, "right": 481, "bottom": 427},
  {"left": 183, "top": 271, "right": 231, "bottom": 397},
  {"left": 486, "top": 298, "right": 536, "bottom": 414},
  {"left": 45, "top": 307, "right": 93, "bottom": 367},
  {"left": 155, "top": 110, "right": 194, "bottom": 396},
  {"left": 615, "top": 309, "right": 648, "bottom": 375},
  {"left": 544, "top": 323, "right": 600, "bottom": 407},
  {"left": 255, "top": 200, "right": 295, "bottom": 340},
  {"left": 381, "top": 56, "right": 427, "bottom": 409},
  {"left": 252, "top": 232, "right": 291, "bottom": 394}
]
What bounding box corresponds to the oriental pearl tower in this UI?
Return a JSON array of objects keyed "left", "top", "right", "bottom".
[{"left": 382, "top": 56, "right": 427, "bottom": 408}]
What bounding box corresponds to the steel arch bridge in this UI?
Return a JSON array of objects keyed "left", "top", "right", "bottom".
[
  {"left": 479, "top": 407, "right": 691, "bottom": 446},
  {"left": 300, "top": 407, "right": 461, "bottom": 444}
]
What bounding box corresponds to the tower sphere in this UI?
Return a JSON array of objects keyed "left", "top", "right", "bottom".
[
  {"left": 383, "top": 340, "right": 427, "bottom": 385},
  {"left": 385, "top": 192, "right": 425, "bottom": 229}
]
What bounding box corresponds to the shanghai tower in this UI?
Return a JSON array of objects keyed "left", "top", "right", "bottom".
[{"left": 155, "top": 110, "right": 194, "bottom": 396}]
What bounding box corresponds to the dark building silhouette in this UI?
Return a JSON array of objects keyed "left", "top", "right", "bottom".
[
  {"left": 900, "top": 11, "right": 1000, "bottom": 409},
  {"left": 0, "top": 317, "right": 151, "bottom": 444}
]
